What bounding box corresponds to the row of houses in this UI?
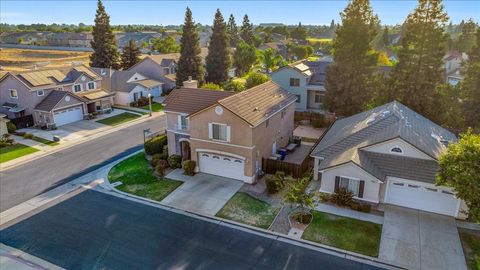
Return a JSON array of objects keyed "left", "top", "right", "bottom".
[{"left": 0, "top": 54, "right": 178, "bottom": 128}]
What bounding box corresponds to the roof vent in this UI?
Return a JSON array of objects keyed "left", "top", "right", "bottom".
[{"left": 253, "top": 107, "right": 259, "bottom": 111}]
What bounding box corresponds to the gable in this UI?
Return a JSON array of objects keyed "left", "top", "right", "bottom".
[
  {"left": 54, "top": 94, "right": 84, "bottom": 109},
  {"left": 126, "top": 72, "right": 147, "bottom": 83},
  {"left": 361, "top": 138, "right": 434, "bottom": 160}
]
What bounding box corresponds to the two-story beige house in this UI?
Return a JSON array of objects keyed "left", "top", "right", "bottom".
[{"left": 164, "top": 81, "right": 297, "bottom": 183}]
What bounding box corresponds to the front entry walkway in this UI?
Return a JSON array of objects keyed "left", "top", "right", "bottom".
[
  {"left": 379, "top": 205, "right": 466, "bottom": 270},
  {"left": 162, "top": 169, "right": 243, "bottom": 216}
]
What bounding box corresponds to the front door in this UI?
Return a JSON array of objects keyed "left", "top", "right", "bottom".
[{"left": 180, "top": 141, "right": 191, "bottom": 161}]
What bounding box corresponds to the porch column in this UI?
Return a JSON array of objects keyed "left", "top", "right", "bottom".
[{"left": 313, "top": 157, "right": 320, "bottom": 181}]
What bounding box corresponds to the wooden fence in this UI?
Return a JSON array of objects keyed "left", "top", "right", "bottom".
[{"left": 262, "top": 156, "right": 313, "bottom": 179}]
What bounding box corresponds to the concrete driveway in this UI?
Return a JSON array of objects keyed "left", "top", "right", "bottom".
[
  {"left": 379, "top": 205, "right": 467, "bottom": 270},
  {"left": 162, "top": 169, "right": 243, "bottom": 216}
]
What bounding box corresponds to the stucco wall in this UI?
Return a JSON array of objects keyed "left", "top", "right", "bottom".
[
  {"left": 320, "top": 162, "right": 381, "bottom": 203},
  {"left": 0, "top": 75, "right": 50, "bottom": 117},
  {"left": 361, "top": 138, "right": 434, "bottom": 160},
  {"left": 129, "top": 58, "right": 176, "bottom": 91},
  {"left": 114, "top": 85, "right": 148, "bottom": 106},
  {"left": 270, "top": 67, "right": 308, "bottom": 111}
]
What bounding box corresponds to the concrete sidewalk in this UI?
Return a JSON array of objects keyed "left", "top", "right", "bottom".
[
  {"left": 315, "top": 202, "right": 384, "bottom": 224},
  {"left": 0, "top": 112, "right": 163, "bottom": 171},
  {"left": 0, "top": 244, "right": 64, "bottom": 270},
  {"left": 11, "top": 135, "right": 50, "bottom": 150}
]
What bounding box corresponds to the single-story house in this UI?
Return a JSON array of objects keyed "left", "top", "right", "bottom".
[{"left": 311, "top": 101, "right": 468, "bottom": 218}]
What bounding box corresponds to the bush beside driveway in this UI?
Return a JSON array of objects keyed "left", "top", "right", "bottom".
[
  {"left": 302, "top": 210, "right": 382, "bottom": 257},
  {"left": 108, "top": 152, "right": 182, "bottom": 202},
  {"left": 216, "top": 192, "right": 280, "bottom": 229}
]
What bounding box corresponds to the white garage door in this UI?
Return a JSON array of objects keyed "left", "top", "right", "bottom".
[
  {"left": 386, "top": 179, "right": 458, "bottom": 216},
  {"left": 198, "top": 152, "right": 244, "bottom": 181},
  {"left": 53, "top": 106, "right": 83, "bottom": 126}
]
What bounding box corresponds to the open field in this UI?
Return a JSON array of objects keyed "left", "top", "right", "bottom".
[
  {"left": 0, "top": 48, "right": 91, "bottom": 71},
  {"left": 306, "top": 37, "right": 333, "bottom": 44}
]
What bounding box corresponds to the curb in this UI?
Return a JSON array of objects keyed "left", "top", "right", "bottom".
[
  {"left": 102, "top": 156, "right": 404, "bottom": 270},
  {"left": 0, "top": 112, "right": 164, "bottom": 171}
]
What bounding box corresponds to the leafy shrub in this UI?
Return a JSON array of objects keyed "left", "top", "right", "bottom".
[
  {"left": 23, "top": 133, "right": 34, "bottom": 139},
  {"left": 202, "top": 82, "right": 222, "bottom": 90},
  {"left": 151, "top": 153, "right": 161, "bottom": 167},
  {"left": 360, "top": 204, "right": 372, "bottom": 213},
  {"left": 330, "top": 188, "right": 353, "bottom": 206},
  {"left": 318, "top": 192, "right": 331, "bottom": 202},
  {"left": 168, "top": 154, "right": 182, "bottom": 168},
  {"left": 245, "top": 72, "right": 269, "bottom": 89},
  {"left": 350, "top": 202, "right": 360, "bottom": 211},
  {"left": 155, "top": 164, "right": 165, "bottom": 177},
  {"left": 159, "top": 145, "right": 169, "bottom": 160},
  {"left": 130, "top": 96, "right": 151, "bottom": 107},
  {"left": 144, "top": 135, "right": 167, "bottom": 155},
  {"left": 222, "top": 80, "right": 246, "bottom": 92},
  {"left": 158, "top": 159, "right": 168, "bottom": 169},
  {"left": 182, "top": 160, "right": 196, "bottom": 176},
  {"left": 265, "top": 175, "right": 282, "bottom": 194},
  {"left": 7, "top": 122, "right": 17, "bottom": 134},
  {"left": 14, "top": 131, "right": 25, "bottom": 136}
]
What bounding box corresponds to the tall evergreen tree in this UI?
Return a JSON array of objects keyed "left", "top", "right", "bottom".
[
  {"left": 457, "top": 19, "right": 477, "bottom": 53},
  {"left": 120, "top": 39, "right": 141, "bottom": 70},
  {"left": 240, "top": 15, "right": 255, "bottom": 46},
  {"left": 461, "top": 28, "right": 480, "bottom": 131},
  {"left": 382, "top": 26, "right": 390, "bottom": 47},
  {"left": 176, "top": 7, "right": 204, "bottom": 86},
  {"left": 205, "top": 9, "right": 230, "bottom": 84},
  {"left": 324, "top": 0, "right": 379, "bottom": 116},
  {"left": 388, "top": 0, "right": 449, "bottom": 122},
  {"left": 290, "top": 22, "right": 308, "bottom": 40},
  {"left": 227, "top": 14, "right": 239, "bottom": 47},
  {"left": 90, "top": 0, "right": 119, "bottom": 68}
]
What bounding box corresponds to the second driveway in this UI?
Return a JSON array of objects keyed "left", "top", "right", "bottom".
[
  {"left": 162, "top": 169, "right": 243, "bottom": 215},
  {"left": 379, "top": 205, "right": 466, "bottom": 270}
]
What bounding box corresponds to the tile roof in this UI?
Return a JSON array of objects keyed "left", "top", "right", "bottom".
[
  {"left": 312, "top": 101, "right": 457, "bottom": 183},
  {"left": 78, "top": 90, "right": 115, "bottom": 101},
  {"left": 163, "top": 88, "right": 235, "bottom": 115},
  {"left": 34, "top": 90, "right": 83, "bottom": 112},
  {"left": 136, "top": 79, "right": 162, "bottom": 88},
  {"left": 218, "top": 81, "right": 297, "bottom": 126}
]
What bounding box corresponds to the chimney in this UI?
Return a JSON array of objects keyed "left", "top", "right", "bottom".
[{"left": 183, "top": 75, "right": 198, "bottom": 89}]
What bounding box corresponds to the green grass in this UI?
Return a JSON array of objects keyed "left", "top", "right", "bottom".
[
  {"left": 97, "top": 112, "right": 141, "bottom": 126},
  {"left": 216, "top": 192, "right": 280, "bottom": 229},
  {"left": 31, "top": 136, "right": 59, "bottom": 146},
  {"left": 142, "top": 102, "right": 163, "bottom": 112},
  {"left": 459, "top": 229, "right": 480, "bottom": 270},
  {"left": 108, "top": 152, "right": 182, "bottom": 201},
  {"left": 0, "top": 144, "right": 39, "bottom": 163},
  {"left": 112, "top": 106, "right": 148, "bottom": 115},
  {"left": 302, "top": 211, "right": 382, "bottom": 257}
]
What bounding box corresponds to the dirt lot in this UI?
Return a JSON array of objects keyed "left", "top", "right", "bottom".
[{"left": 0, "top": 48, "right": 91, "bottom": 71}]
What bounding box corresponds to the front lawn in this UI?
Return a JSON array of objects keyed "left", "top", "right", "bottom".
[
  {"left": 32, "top": 136, "right": 59, "bottom": 146},
  {"left": 142, "top": 102, "right": 163, "bottom": 112},
  {"left": 0, "top": 144, "right": 39, "bottom": 163},
  {"left": 216, "top": 192, "right": 280, "bottom": 229},
  {"left": 108, "top": 152, "right": 182, "bottom": 201},
  {"left": 97, "top": 112, "right": 141, "bottom": 126},
  {"left": 459, "top": 229, "right": 480, "bottom": 270},
  {"left": 302, "top": 211, "right": 382, "bottom": 257}
]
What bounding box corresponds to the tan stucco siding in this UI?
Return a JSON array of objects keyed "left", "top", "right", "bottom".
[
  {"left": 251, "top": 102, "right": 295, "bottom": 165},
  {"left": 320, "top": 162, "right": 381, "bottom": 203},
  {"left": 165, "top": 111, "right": 185, "bottom": 132},
  {"left": 190, "top": 105, "right": 253, "bottom": 146},
  {"left": 167, "top": 131, "right": 177, "bottom": 156}
]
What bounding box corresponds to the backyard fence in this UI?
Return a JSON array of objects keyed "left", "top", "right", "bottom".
[
  {"left": 11, "top": 115, "right": 34, "bottom": 129},
  {"left": 262, "top": 156, "right": 313, "bottom": 179}
]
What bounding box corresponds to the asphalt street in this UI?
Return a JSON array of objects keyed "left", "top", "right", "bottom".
[
  {"left": 0, "top": 189, "right": 385, "bottom": 270},
  {"left": 0, "top": 114, "right": 165, "bottom": 212}
]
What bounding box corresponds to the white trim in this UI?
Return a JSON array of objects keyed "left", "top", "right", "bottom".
[
  {"left": 9, "top": 89, "right": 18, "bottom": 99},
  {"left": 53, "top": 103, "right": 84, "bottom": 113},
  {"left": 190, "top": 137, "right": 255, "bottom": 150},
  {"left": 195, "top": 149, "right": 246, "bottom": 160},
  {"left": 389, "top": 146, "right": 403, "bottom": 154},
  {"left": 73, "top": 84, "right": 83, "bottom": 93},
  {"left": 166, "top": 129, "right": 190, "bottom": 136},
  {"left": 210, "top": 122, "right": 228, "bottom": 142},
  {"left": 163, "top": 110, "right": 190, "bottom": 115},
  {"left": 455, "top": 199, "right": 461, "bottom": 217},
  {"left": 321, "top": 162, "right": 383, "bottom": 183},
  {"left": 318, "top": 189, "right": 379, "bottom": 204},
  {"left": 339, "top": 175, "right": 360, "bottom": 181},
  {"left": 386, "top": 176, "right": 455, "bottom": 192},
  {"left": 178, "top": 138, "right": 190, "bottom": 143},
  {"left": 37, "top": 89, "right": 45, "bottom": 96},
  {"left": 87, "top": 81, "right": 96, "bottom": 90}
]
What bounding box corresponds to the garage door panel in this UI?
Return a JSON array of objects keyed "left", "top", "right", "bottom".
[
  {"left": 53, "top": 106, "right": 83, "bottom": 126},
  {"left": 198, "top": 152, "right": 244, "bottom": 181},
  {"left": 387, "top": 180, "right": 458, "bottom": 216}
]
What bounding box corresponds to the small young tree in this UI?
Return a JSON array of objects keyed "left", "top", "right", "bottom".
[
  {"left": 120, "top": 39, "right": 141, "bottom": 70},
  {"left": 152, "top": 36, "right": 180, "bottom": 53},
  {"left": 233, "top": 41, "right": 257, "bottom": 76},
  {"left": 437, "top": 130, "right": 480, "bottom": 222},
  {"left": 284, "top": 177, "right": 315, "bottom": 224},
  {"left": 257, "top": 48, "right": 284, "bottom": 73},
  {"left": 245, "top": 72, "right": 269, "bottom": 88}
]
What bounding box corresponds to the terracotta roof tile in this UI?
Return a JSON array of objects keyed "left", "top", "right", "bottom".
[{"left": 163, "top": 88, "right": 235, "bottom": 115}]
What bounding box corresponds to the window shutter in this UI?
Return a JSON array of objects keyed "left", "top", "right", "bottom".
[
  {"left": 358, "top": 180, "right": 365, "bottom": 198},
  {"left": 226, "top": 126, "right": 231, "bottom": 142},
  {"left": 177, "top": 115, "right": 182, "bottom": 129},
  {"left": 208, "top": 123, "right": 213, "bottom": 139},
  {"left": 334, "top": 176, "right": 340, "bottom": 192}
]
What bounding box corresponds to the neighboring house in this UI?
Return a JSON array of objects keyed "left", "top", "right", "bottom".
[
  {"left": 0, "top": 114, "right": 9, "bottom": 136},
  {"left": 443, "top": 50, "right": 468, "bottom": 78},
  {"left": 258, "top": 42, "right": 288, "bottom": 58},
  {"left": 0, "top": 65, "right": 114, "bottom": 128},
  {"left": 128, "top": 54, "right": 179, "bottom": 91},
  {"left": 311, "top": 101, "right": 468, "bottom": 218},
  {"left": 164, "top": 81, "right": 297, "bottom": 183},
  {"left": 270, "top": 59, "right": 332, "bottom": 113},
  {"left": 92, "top": 68, "right": 163, "bottom": 106},
  {"left": 115, "top": 32, "right": 162, "bottom": 49},
  {"left": 385, "top": 48, "right": 398, "bottom": 62}
]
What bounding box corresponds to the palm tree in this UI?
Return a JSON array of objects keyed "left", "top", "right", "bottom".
[{"left": 257, "top": 48, "right": 284, "bottom": 73}]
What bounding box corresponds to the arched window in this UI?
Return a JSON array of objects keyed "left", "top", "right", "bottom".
[{"left": 390, "top": 146, "right": 403, "bottom": 154}]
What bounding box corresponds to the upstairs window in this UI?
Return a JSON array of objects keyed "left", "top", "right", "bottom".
[
  {"left": 295, "top": 94, "right": 301, "bottom": 103},
  {"left": 390, "top": 146, "right": 403, "bottom": 154},
  {"left": 37, "top": 90, "right": 44, "bottom": 96},
  {"left": 9, "top": 89, "right": 18, "bottom": 99},
  {"left": 209, "top": 123, "right": 230, "bottom": 142},
  {"left": 289, "top": 78, "right": 300, "bottom": 87},
  {"left": 87, "top": 82, "right": 96, "bottom": 90},
  {"left": 73, "top": 84, "right": 82, "bottom": 93}
]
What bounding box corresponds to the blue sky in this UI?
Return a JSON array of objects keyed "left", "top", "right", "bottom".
[{"left": 1, "top": 1, "right": 478, "bottom": 26}]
